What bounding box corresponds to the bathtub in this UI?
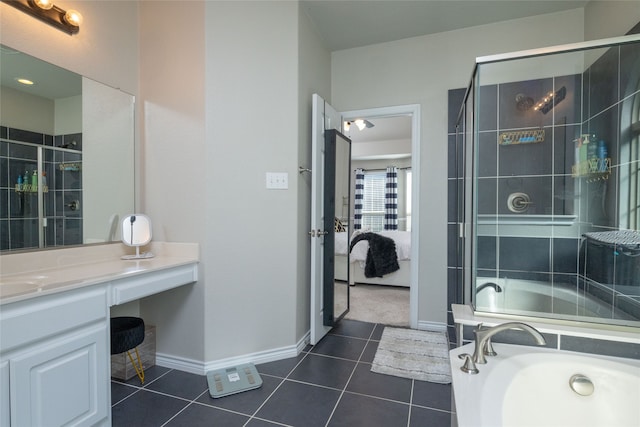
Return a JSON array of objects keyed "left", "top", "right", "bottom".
[
  {"left": 474, "top": 278, "right": 637, "bottom": 321},
  {"left": 450, "top": 342, "right": 640, "bottom": 427}
]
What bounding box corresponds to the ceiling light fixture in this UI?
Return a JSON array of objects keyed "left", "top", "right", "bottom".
[
  {"left": 1, "top": 0, "right": 82, "bottom": 35},
  {"left": 344, "top": 119, "right": 374, "bottom": 132},
  {"left": 16, "top": 77, "right": 35, "bottom": 85}
]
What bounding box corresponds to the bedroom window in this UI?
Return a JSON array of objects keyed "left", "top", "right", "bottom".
[{"left": 361, "top": 171, "right": 386, "bottom": 231}]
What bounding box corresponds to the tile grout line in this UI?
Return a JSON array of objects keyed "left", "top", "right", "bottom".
[
  {"left": 323, "top": 322, "right": 380, "bottom": 427},
  {"left": 242, "top": 350, "right": 312, "bottom": 427},
  {"left": 110, "top": 368, "right": 175, "bottom": 407}
]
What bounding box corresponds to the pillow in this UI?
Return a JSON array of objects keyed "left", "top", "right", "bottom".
[{"left": 334, "top": 217, "right": 346, "bottom": 232}]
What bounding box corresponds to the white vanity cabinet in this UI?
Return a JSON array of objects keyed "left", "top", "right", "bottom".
[
  {"left": 0, "top": 242, "right": 199, "bottom": 427},
  {"left": 0, "top": 287, "right": 110, "bottom": 427}
]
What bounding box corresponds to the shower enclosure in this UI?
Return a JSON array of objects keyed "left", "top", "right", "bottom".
[
  {"left": 1, "top": 133, "right": 83, "bottom": 251},
  {"left": 452, "top": 33, "right": 640, "bottom": 329}
]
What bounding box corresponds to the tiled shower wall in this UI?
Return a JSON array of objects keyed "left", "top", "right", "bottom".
[
  {"left": 0, "top": 126, "right": 83, "bottom": 251},
  {"left": 447, "top": 31, "right": 640, "bottom": 344}
]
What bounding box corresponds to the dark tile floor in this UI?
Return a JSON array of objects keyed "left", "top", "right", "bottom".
[{"left": 111, "top": 319, "right": 455, "bottom": 427}]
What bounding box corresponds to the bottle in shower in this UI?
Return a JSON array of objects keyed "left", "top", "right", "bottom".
[{"left": 597, "top": 140, "right": 608, "bottom": 172}]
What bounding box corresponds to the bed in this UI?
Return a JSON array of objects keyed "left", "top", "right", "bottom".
[{"left": 334, "top": 230, "right": 411, "bottom": 287}]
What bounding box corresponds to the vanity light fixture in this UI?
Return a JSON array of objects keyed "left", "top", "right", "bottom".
[{"left": 1, "top": 0, "right": 82, "bottom": 35}]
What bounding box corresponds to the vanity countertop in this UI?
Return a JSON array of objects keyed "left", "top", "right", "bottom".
[{"left": 0, "top": 242, "right": 199, "bottom": 305}]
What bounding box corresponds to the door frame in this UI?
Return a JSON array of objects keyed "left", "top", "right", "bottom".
[{"left": 342, "top": 104, "right": 420, "bottom": 329}]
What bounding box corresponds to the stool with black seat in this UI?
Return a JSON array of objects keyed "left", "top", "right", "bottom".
[{"left": 110, "top": 317, "right": 146, "bottom": 384}]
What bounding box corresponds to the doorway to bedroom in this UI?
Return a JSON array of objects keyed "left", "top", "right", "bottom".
[{"left": 341, "top": 108, "right": 417, "bottom": 327}]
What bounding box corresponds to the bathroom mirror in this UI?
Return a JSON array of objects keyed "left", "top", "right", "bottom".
[
  {"left": 0, "top": 44, "right": 135, "bottom": 252},
  {"left": 323, "top": 129, "right": 351, "bottom": 325},
  {"left": 121, "top": 214, "right": 153, "bottom": 260}
]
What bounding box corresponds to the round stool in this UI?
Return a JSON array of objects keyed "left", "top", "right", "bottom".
[{"left": 111, "top": 317, "right": 146, "bottom": 384}]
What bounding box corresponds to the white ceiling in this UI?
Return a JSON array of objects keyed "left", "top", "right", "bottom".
[
  {"left": 302, "top": 0, "right": 589, "bottom": 149},
  {"left": 301, "top": 0, "right": 588, "bottom": 52}
]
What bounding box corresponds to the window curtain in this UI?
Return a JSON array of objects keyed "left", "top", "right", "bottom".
[
  {"left": 384, "top": 166, "right": 398, "bottom": 230},
  {"left": 354, "top": 168, "right": 364, "bottom": 230}
]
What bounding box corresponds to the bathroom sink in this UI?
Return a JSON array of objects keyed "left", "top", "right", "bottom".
[
  {"left": 0, "top": 275, "right": 50, "bottom": 297},
  {"left": 0, "top": 280, "right": 42, "bottom": 297}
]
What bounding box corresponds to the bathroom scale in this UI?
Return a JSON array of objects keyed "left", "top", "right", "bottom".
[{"left": 206, "top": 363, "right": 263, "bottom": 398}]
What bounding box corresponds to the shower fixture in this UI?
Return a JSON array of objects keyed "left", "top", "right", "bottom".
[
  {"left": 507, "top": 192, "right": 532, "bottom": 213},
  {"left": 515, "top": 93, "right": 534, "bottom": 111}
]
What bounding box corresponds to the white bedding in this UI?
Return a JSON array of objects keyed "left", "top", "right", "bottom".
[{"left": 335, "top": 231, "right": 411, "bottom": 263}]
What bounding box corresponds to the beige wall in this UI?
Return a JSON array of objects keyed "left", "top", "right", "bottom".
[
  {"left": 137, "top": 0, "right": 207, "bottom": 361},
  {"left": 585, "top": 1, "right": 640, "bottom": 40},
  {"left": 202, "top": 1, "right": 304, "bottom": 361},
  {"left": 0, "top": 87, "right": 54, "bottom": 134}
]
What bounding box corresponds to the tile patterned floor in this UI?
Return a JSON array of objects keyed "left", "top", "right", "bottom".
[{"left": 111, "top": 319, "right": 455, "bottom": 426}]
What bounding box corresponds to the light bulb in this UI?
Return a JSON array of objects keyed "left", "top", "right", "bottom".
[
  {"left": 355, "top": 119, "right": 365, "bottom": 131},
  {"left": 344, "top": 121, "right": 351, "bottom": 132},
  {"left": 32, "top": 0, "right": 54, "bottom": 10},
  {"left": 64, "top": 9, "right": 83, "bottom": 27}
]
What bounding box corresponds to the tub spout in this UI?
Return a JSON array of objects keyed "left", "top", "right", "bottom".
[
  {"left": 476, "top": 282, "right": 503, "bottom": 293},
  {"left": 472, "top": 322, "right": 546, "bottom": 365}
]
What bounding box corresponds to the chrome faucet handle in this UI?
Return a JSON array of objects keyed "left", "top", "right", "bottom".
[
  {"left": 458, "top": 353, "right": 479, "bottom": 374},
  {"left": 484, "top": 338, "right": 497, "bottom": 356}
]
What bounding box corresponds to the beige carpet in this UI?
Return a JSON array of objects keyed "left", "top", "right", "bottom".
[
  {"left": 344, "top": 284, "right": 409, "bottom": 327},
  {"left": 371, "top": 327, "right": 452, "bottom": 384}
]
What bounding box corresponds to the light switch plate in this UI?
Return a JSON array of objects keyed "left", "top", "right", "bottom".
[{"left": 266, "top": 172, "right": 288, "bottom": 189}]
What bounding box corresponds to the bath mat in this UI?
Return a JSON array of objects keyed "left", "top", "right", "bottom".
[{"left": 371, "top": 327, "right": 451, "bottom": 384}]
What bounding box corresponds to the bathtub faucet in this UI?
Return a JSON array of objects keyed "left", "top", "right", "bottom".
[
  {"left": 473, "top": 322, "right": 546, "bottom": 365},
  {"left": 476, "top": 282, "right": 503, "bottom": 293},
  {"left": 460, "top": 322, "right": 546, "bottom": 374}
]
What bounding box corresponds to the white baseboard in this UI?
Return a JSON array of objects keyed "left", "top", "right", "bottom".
[
  {"left": 156, "top": 331, "right": 311, "bottom": 375},
  {"left": 417, "top": 320, "right": 447, "bottom": 332}
]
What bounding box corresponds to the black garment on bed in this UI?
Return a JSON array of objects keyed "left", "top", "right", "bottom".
[{"left": 349, "top": 232, "right": 400, "bottom": 278}]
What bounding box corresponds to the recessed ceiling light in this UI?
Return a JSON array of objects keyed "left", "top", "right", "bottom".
[{"left": 15, "top": 77, "right": 35, "bottom": 86}]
